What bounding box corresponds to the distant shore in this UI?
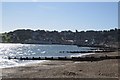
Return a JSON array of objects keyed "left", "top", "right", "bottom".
[
  {"left": 1, "top": 42, "right": 119, "bottom": 49},
  {"left": 2, "top": 51, "right": 119, "bottom": 79}
]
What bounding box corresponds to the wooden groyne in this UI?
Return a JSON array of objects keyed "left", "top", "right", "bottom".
[
  {"left": 8, "top": 56, "right": 120, "bottom": 61},
  {"left": 77, "top": 45, "right": 118, "bottom": 51},
  {"left": 59, "top": 50, "right": 115, "bottom": 53}
]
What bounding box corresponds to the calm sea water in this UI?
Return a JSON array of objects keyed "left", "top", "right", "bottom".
[{"left": 0, "top": 43, "right": 96, "bottom": 68}]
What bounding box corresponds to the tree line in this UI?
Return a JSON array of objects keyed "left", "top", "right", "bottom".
[{"left": 1, "top": 28, "right": 120, "bottom": 48}]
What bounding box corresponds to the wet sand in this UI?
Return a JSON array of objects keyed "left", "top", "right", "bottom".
[{"left": 2, "top": 51, "right": 119, "bottom": 79}]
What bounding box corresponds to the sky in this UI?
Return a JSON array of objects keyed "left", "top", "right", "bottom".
[
  {"left": 0, "top": 2, "right": 118, "bottom": 32},
  {"left": 1, "top": 0, "right": 120, "bottom": 2}
]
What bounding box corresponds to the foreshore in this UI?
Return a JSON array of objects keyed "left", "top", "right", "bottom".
[{"left": 2, "top": 51, "right": 119, "bottom": 79}]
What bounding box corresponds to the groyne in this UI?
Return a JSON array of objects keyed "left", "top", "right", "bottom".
[{"left": 8, "top": 55, "right": 120, "bottom": 61}]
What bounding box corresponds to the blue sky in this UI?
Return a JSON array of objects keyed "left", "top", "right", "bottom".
[{"left": 1, "top": 2, "right": 118, "bottom": 32}]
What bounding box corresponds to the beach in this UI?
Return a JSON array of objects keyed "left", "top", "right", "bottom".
[{"left": 2, "top": 51, "right": 119, "bottom": 79}]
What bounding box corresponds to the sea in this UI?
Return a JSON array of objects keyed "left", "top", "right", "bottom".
[{"left": 0, "top": 43, "right": 96, "bottom": 68}]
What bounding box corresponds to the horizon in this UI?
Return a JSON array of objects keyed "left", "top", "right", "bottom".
[
  {"left": 0, "top": 27, "right": 119, "bottom": 33},
  {"left": 0, "top": 28, "right": 118, "bottom": 33},
  {"left": 0, "top": 2, "right": 118, "bottom": 32}
]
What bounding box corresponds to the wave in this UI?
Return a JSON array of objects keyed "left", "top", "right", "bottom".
[{"left": 0, "top": 57, "right": 46, "bottom": 68}]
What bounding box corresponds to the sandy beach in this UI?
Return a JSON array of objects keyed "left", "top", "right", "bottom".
[{"left": 2, "top": 51, "right": 119, "bottom": 79}]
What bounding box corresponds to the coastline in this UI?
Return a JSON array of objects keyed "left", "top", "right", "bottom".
[{"left": 2, "top": 51, "right": 119, "bottom": 79}]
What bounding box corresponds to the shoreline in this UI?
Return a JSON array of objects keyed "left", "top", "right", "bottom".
[
  {"left": 0, "top": 60, "right": 47, "bottom": 69},
  {"left": 2, "top": 51, "right": 119, "bottom": 78},
  {"left": 0, "top": 43, "right": 118, "bottom": 48},
  {"left": 1, "top": 53, "right": 95, "bottom": 69}
]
